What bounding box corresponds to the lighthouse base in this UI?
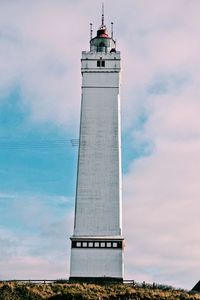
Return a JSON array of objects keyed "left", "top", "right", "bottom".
[{"left": 69, "top": 241, "right": 123, "bottom": 281}]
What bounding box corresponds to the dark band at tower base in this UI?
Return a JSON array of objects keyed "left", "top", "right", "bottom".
[{"left": 69, "top": 277, "right": 123, "bottom": 284}]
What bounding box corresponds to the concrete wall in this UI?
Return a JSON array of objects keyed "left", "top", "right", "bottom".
[
  {"left": 70, "top": 50, "right": 123, "bottom": 279},
  {"left": 70, "top": 248, "right": 123, "bottom": 278},
  {"left": 74, "top": 51, "right": 122, "bottom": 237}
]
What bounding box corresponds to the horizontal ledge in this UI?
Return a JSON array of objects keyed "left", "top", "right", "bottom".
[
  {"left": 70, "top": 236, "right": 124, "bottom": 240},
  {"left": 81, "top": 59, "right": 120, "bottom": 61},
  {"left": 81, "top": 86, "right": 119, "bottom": 88},
  {"left": 81, "top": 71, "right": 120, "bottom": 73},
  {"left": 81, "top": 69, "right": 120, "bottom": 71}
]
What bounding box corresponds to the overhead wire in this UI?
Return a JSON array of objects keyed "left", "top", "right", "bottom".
[{"left": 0, "top": 139, "right": 79, "bottom": 150}]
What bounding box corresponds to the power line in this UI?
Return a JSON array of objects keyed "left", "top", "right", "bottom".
[{"left": 0, "top": 139, "right": 79, "bottom": 150}]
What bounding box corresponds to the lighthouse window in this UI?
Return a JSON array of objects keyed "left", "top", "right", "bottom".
[
  {"left": 97, "top": 60, "right": 105, "bottom": 67},
  {"left": 72, "top": 240, "right": 123, "bottom": 249}
]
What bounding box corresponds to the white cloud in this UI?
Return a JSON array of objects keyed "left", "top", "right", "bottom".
[
  {"left": 124, "top": 147, "right": 200, "bottom": 288},
  {"left": 0, "top": 0, "right": 88, "bottom": 127},
  {"left": 0, "top": 194, "right": 73, "bottom": 279},
  {"left": 123, "top": 72, "right": 200, "bottom": 289},
  {"left": 119, "top": 2, "right": 200, "bottom": 287}
]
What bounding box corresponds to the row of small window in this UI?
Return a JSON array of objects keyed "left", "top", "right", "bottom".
[
  {"left": 97, "top": 60, "right": 105, "bottom": 67},
  {"left": 72, "top": 241, "right": 122, "bottom": 249}
]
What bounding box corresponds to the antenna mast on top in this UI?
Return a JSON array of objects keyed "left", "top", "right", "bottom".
[
  {"left": 111, "top": 22, "right": 114, "bottom": 39},
  {"left": 90, "top": 23, "right": 93, "bottom": 40},
  {"left": 102, "top": 3, "right": 104, "bottom": 26}
]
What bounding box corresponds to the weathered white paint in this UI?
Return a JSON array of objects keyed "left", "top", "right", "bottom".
[
  {"left": 70, "top": 248, "right": 123, "bottom": 278},
  {"left": 70, "top": 29, "right": 123, "bottom": 279},
  {"left": 74, "top": 51, "right": 121, "bottom": 237}
]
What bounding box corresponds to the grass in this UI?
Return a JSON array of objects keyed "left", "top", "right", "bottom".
[{"left": 0, "top": 282, "right": 200, "bottom": 300}]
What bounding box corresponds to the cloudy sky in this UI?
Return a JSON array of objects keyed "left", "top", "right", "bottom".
[{"left": 0, "top": 0, "right": 200, "bottom": 289}]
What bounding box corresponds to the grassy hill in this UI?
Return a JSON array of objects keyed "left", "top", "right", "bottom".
[{"left": 0, "top": 282, "right": 200, "bottom": 300}]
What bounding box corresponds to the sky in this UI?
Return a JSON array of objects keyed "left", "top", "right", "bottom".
[{"left": 0, "top": 0, "right": 200, "bottom": 290}]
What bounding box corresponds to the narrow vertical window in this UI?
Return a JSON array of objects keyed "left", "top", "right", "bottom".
[{"left": 97, "top": 60, "right": 105, "bottom": 67}]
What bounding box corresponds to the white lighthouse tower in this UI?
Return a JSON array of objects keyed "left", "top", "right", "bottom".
[{"left": 69, "top": 10, "right": 124, "bottom": 282}]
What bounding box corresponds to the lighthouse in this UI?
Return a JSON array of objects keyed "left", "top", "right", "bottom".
[{"left": 69, "top": 10, "right": 124, "bottom": 282}]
